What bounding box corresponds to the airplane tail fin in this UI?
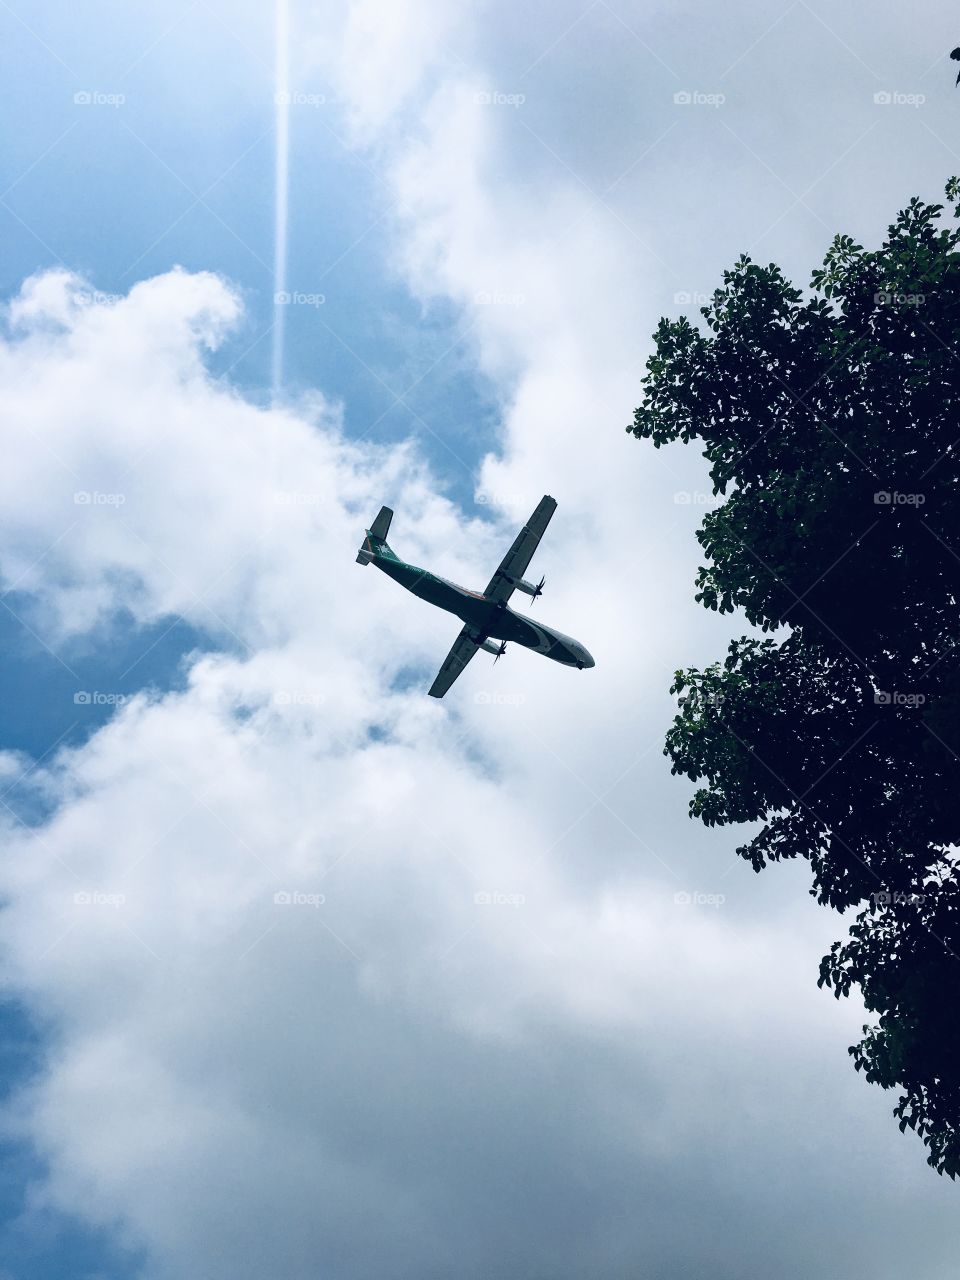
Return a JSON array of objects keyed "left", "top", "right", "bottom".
[
  {"left": 356, "top": 506, "right": 398, "bottom": 564},
  {"left": 369, "top": 506, "right": 393, "bottom": 542}
]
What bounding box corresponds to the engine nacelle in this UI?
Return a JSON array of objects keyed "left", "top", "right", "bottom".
[
  {"left": 478, "top": 638, "right": 504, "bottom": 655},
  {"left": 513, "top": 578, "right": 541, "bottom": 597}
]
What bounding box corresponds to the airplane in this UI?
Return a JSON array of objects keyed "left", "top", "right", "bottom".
[{"left": 356, "top": 495, "right": 595, "bottom": 697}]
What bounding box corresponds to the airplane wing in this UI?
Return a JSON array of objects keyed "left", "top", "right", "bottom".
[
  {"left": 428, "top": 625, "right": 480, "bottom": 698},
  {"left": 483, "top": 495, "right": 557, "bottom": 603}
]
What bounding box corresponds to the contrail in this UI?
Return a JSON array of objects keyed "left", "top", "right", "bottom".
[{"left": 271, "top": 0, "right": 290, "bottom": 404}]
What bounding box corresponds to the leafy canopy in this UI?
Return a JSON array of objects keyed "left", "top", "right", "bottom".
[{"left": 631, "top": 181, "right": 960, "bottom": 1177}]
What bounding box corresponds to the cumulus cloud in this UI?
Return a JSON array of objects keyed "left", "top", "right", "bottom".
[{"left": 0, "top": 258, "right": 952, "bottom": 1280}]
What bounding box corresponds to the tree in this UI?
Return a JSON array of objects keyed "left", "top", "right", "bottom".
[{"left": 630, "top": 181, "right": 960, "bottom": 1177}]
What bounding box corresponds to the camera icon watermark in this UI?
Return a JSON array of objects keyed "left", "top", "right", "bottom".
[
  {"left": 474, "top": 290, "right": 526, "bottom": 306},
  {"left": 871, "top": 889, "right": 927, "bottom": 906},
  {"left": 74, "top": 90, "right": 125, "bottom": 107},
  {"left": 673, "top": 90, "right": 725, "bottom": 108},
  {"left": 474, "top": 890, "right": 526, "bottom": 907},
  {"left": 74, "top": 890, "right": 126, "bottom": 907},
  {"left": 274, "top": 690, "right": 325, "bottom": 707},
  {"left": 474, "top": 90, "right": 526, "bottom": 107},
  {"left": 273, "top": 890, "right": 325, "bottom": 906},
  {"left": 673, "top": 490, "right": 721, "bottom": 506},
  {"left": 873, "top": 490, "right": 925, "bottom": 506},
  {"left": 678, "top": 689, "right": 725, "bottom": 712},
  {"left": 272, "top": 490, "right": 321, "bottom": 506},
  {"left": 873, "top": 690, "right": 926, "bottom": 708},
  {"left": 274, "top": 290, "right": 325, "bottom": 307},
  {"left": 274, "top": 90, "right": 326, "bottom": 108},
  {"left": 475, "top": 490, "right": 528, "bottom": 508},
  {"left": 75, "top": 290, "right": 121, "bottom": 307},
  {"left": 74, "top": 490, "right": 126, "bottom": 506},
  {"left": 674, "top": 890, "right": 726, "bottom": 908},
  {"left": 73, "top": 691, "right": 129, "bottom": 707},
  {"left": 873, "top": 90, "right": 925, "bottom": 108},
  {"left": 874, "top": 290, "right": 924, "bottom": 307}
]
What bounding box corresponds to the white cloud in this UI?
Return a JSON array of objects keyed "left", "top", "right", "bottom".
[
  {"left": 0, "top": 259, "right": 952, "bottom": 1279},
  {"left": 305, "top": 0, "right": 465, "bottom": 140}
]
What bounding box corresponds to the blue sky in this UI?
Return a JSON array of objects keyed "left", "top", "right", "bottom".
[
  {"left": 0, "top": 0, "right": 498, "bottom": 753},
  {"left": 2, "top": 3, "right": 960, "bottom": 1278},
  {"left": 0, "top": 0, "right": 497, "bottom": 471}
]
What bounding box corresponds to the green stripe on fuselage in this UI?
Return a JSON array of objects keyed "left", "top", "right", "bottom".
[{"left": 375, "top": 554, "right": 492, "bottom": 631}]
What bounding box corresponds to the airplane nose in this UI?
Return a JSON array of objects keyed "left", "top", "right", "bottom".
[{"left": 577, "top": 648, "right": 595, "bottom": 669}]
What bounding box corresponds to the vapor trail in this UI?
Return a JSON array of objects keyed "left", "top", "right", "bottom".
[{"left": 271, "top": 0, "right": 290, "bottom": 403}]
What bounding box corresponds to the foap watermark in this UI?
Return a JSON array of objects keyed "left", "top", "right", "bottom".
[
  {"left": 274, "top": 290, "right": 325, "bottom": 307},
  {"left": 74, "top": 90, "right": 125, "bottom": 107},
  {"left": 474, "top": 691, "right": 525, "bottom": 706},
  {"left": 874, "top": 490, "right": 925, "bottom": 506},
  {"left": 674, "top": 890, "right": 726, "bottom": 908},
  {"left": 75, "top": 289, "right": 121, "bottom": 307},
  {"left": 474, "top": 890, "right": 526, "bottom": 907},
  {"left": 274, "top": 90, "right": 326, "bottom": 108},
  {"left": 74, "top": 490, "right": 125, "bottom": 506},
  {"left": 674, "top": 490, "right": 722, "bottom": 507},
  {"left": 476, "top": 490, "right": 527, "bottom": 508},
  {"left": 74, "top": 890, "right": 125, "bottom": 907},
  {"left": 474, "top": 290, "right": 526, "bottom": 306},
  {"left": 272, "top": 490, "right": 321, "bottom": 506},
  {"left": 679, "top": 689, "right": 725, "bottom": 713},
  {"left": 873, "top": 90, "right": 925, "bottom": 108},
  {"left": 274, "top": 690, "right": 325, "bottom": 708},
  {"left": 74, "top": 690, "right": 129, "bottom": 707},
  {"left": 474, "top": 90, "right": 525, "bottom": 107},
  {"left": 874, "top": 290, "right": 925, "bottom": 307},
  {"left": 871, "top": 890, "right": 927, "bottom": 906},
  {"left": 673, "top": 89, "right": 725, "bottom": 108},
  {"left": 274, "top": 890, "right": 325, "bottom": 907},
  {"left": 873, "top": 690, "right": 926, "bottom": 708},
  {"left": 673, "top": 290, "right": 711, "bottom": 306}
]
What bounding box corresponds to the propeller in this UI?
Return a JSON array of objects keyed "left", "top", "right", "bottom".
[
  {"left": 528, "top": 575, "right": 545, "bottom": 607},
  {"left": 493, "top": 640, "right": 507, "bottom": 664}
]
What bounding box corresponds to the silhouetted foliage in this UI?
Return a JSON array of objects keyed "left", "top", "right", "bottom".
[{"left": 630, "top": 181, "right": 960, "bottom": 1177}]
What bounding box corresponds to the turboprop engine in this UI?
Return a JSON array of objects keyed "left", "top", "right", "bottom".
[
  {"left": 478, "top": 638, "right": 508, "bottom": 661},
  {"left": 512, "top": 574, "right": 545, "bottom": 603}
]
